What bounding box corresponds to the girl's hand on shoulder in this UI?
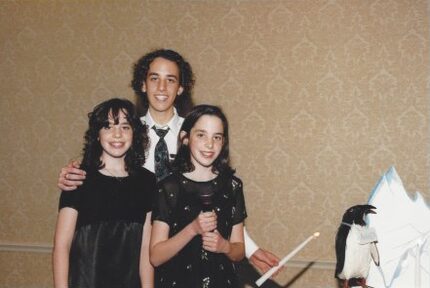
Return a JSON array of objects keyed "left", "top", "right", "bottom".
[
  {"left": 191, "top": 211, "right": 217, "bottom": 235},
  {"left": 202, "top": 230, "right": 230, "bottom": 254}
]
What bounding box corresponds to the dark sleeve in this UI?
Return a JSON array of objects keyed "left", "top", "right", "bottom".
[
  {"left": 151, "top": 176, "right": 179, "bottom": 226},
  {"left": 59, "top": 187, "right": 81, "bottom": 211},
  {"left": 231, "top": 176, "right": 247, "bottom": 225},
  {"left": 143, "top": 170, "right": 157, "bottom": 213}
]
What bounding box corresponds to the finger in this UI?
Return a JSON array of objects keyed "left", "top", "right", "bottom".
[
  {"left": 64, "top": 172, "right": 86, "bottom": 181},
  {"left": 58, "top": 184, "right": 78, "bottom": 191},
  {"left": 58, "top": 177, "right": 79, "bottom": 191},
  {"left": 202, "top": 244, "right": 212, "bottom": 251},
  {"left": 205, "top": 223, "right": 216, "bottom": 232},
  {"left": 202, "top": 211, "right": 216, "bottom": 218},
  {"left": 58, "top": 177, "right": 82, "bottom": 190},
  {"left": 260, "top": 250, "right": 280, "bottom": 266},
  {"left": 251, "top": 259, "right": 272, "bottom": 273},
  {"left": 204, "top": 231, "right": 215, "bottom": 237},
  {"left": 66, "top": 167, "right": 86, "bottom": 177},
  {"left": 65, "top": 179, "right": 83, "bottom": 186},
  {"left": 265, "top": 250, "right": 280, "bottom": 261},
  {"left": 71, "top": 160, "right": 81, "bottom": 168}
]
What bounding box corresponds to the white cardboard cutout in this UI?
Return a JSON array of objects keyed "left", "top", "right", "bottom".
[{"left": 366, "top": 167, "right": 430, "bottom": 288}]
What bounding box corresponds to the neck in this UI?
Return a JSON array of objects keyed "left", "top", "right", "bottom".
[
  {"left": 148, "top": 107, "right": 175, "bottom": 126},
  {"left": 184, "top": 166, "right": 217, "bottom": 182},
  {"left": 100, "top": 155, "right": 127, "bottom": 174}
]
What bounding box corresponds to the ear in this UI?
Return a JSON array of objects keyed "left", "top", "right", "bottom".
[
  {"left": 142, "top": 82, "right": 146, "bottom": 93},
  {"left": 177, "top": 86, "right": 184, "bottom": 96},
  {"left": 179, "top": 131, "right": 188, "bottom": 144}
]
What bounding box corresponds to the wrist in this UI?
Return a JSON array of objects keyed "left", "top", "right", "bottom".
[
  {"left": 186, "top": 222, "right": 198, "bottom": 237},
  {"left": 223, "top": 239, "right": 231, "bottom": 254}
]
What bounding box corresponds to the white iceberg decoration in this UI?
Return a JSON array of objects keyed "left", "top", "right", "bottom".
[{"left": 366, "top": 166, "right": 430, "bottom": 288}]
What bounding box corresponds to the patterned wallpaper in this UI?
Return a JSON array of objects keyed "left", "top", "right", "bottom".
[{"left": 0, "top": 1, "right": 429, "bottom": 287}]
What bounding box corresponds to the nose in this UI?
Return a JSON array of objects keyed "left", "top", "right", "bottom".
[
  {"left": 113, "top": 126, "right": 122, "bottom": 138},
  {"left": 158, "top": 79, "right": 167, "bottom": 91},
  {"left": 205, "top": 138, "right": 213, "bottom": 149}
]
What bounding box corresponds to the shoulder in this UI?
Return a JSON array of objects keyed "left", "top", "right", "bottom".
[
  {"left": 221, "top": 172, "right": 243, "bottom": 189},
  {"left": 157, "top": 172, "right": 180, "bottom": 188},
  {"left": 176, "top": 115, "right": 184, "bottom": 128},
  {"left": 140, "top": 113, "right": 152, "bottom": 127},
  {"left": 231, "top": 174, "right": 242, "bottom": 184},
  {"left": 130, "top": 168, "right": 156, "bottom": 192},
  {"left": 231, "top": 175, "right": 244, "bottom": 191},
  {"left": 134, "top": 167, "right": 156, "bottom": 180}
]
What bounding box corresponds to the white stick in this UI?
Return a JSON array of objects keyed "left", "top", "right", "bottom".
[{"left": 255, "top": 232, "right": 320, "bottom": 287}]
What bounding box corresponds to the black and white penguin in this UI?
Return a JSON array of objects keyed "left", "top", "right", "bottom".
[{"left": 335, "top": 204, "right": 380, "bottom": 288}]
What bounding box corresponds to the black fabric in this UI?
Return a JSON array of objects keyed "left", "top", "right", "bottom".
[
  {"left": 59, "top": 168, "right": 156, "bottom": 288},
  {"left": 152, "top": 126, "right": 170, "bottom": 181},
  {"left": 152, "top": 172, "right": 247, "bottom": 288}
]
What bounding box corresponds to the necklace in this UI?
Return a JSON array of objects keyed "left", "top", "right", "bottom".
[{"left": 102, "top": 167, "right": 128, "bottom": 182}]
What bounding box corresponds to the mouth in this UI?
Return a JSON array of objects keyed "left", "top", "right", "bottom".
[
  {"left": 201, "top": 151, "right": 215, "bottom": 158},
  {"left": 155, "top": 95, "right": 169, "bottom": 101},
  {"left": 110, "top": 142, "right": 125, "bottom": 148}
]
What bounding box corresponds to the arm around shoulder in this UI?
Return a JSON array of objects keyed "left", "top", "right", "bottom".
[{"left": 57, "top": 161, "right": 86, "bottom": 191}]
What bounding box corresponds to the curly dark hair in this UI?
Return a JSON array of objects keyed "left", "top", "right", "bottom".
[
  {"left": 131, "top": 49, "right": 195, "bottom": 117},
  {"left": 172, "top": 104, "right": 234, "bottom": 175},
  {"left": 80, "top": 98, "right": 149, "bottom": 174}
]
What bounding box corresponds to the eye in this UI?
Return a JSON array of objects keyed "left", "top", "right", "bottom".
[
  {"left": 214, "top": 135, "right": 223, "bottom": 141},
  {"left": 167, "top": 78, "right": 177, "bottom": 83},
  {"left": 196, "top": 133, "right": 205, "bottom": 138},
  {"left": 149, "top": 75, "right": 158, "bottom": 81}
]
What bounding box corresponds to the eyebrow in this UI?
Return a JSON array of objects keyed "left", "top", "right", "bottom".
[
  {"left": 194, "top": 129, "right": 224, "bottom": 136},
  {"left": 148, "top": 72, "right": 178, "bottom": 79},
  {"left": 107, "top": 119, "right": 130, "bottom": 124}
]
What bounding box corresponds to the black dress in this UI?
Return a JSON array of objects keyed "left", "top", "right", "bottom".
[
  {"left": 152, "top": 172, "right": 247, "bottom": 288},
  {"left": 59, "top": 168, "right": 156, "bottom": 288}
]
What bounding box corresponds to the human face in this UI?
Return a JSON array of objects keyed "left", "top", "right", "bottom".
[
  {"left": 185, "top": 115, "right": 224, "bottom": 171},
  {"left": 142, "top": 57, "right": 184, "bottom": 115},
  {"left": 99, "top": 110, "right": 133, "bottom": 162}
]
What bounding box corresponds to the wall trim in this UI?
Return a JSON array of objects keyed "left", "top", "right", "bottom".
[
  {"left": 0, "top": 242, "right": 335, "bottom": 269},
  {"left": 0, "top": 242, "right": 52, "bottom": 253}
]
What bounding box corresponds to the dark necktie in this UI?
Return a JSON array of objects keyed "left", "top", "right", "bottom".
[{"left": 153, "top": 126, "right": 170, "bottom": 181}]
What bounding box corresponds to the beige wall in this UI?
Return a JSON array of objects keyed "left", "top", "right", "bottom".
[{"left": 1, "top": 1, "right": 429, "bottom": 287}]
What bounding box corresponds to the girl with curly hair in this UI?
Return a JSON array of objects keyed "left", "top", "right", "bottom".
[{"left": 53, "top": 98, "right": 156, "bottom": 288}]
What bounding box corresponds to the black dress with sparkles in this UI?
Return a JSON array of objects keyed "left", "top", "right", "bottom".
[
  {"left": 152, "top": 172, "right": 247, "bottom": 288},
  {"left": 59, "top": 168, "right": 156, "bottom": 288}
]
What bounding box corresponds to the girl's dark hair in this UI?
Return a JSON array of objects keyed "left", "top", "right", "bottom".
[
  {"left": 172, "top": 104, "right": 234, "bottom": 175},
  {"left": 131, "top": 49, "right": 195, "bottom": 117},
  {"left": 80, "top": 98, "right": 149, "bottom": 174}
]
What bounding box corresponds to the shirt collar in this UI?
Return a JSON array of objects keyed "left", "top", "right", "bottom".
[{"left": 140, "top": 108, "right": 181, "bottom": 134}]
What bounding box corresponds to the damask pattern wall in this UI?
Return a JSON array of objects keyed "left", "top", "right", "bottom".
[{"left": 0, "top": 1, "right": 429, "bottom": 287}]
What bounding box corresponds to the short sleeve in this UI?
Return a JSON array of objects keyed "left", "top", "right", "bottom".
[
  {"left": 141, "top": 170, "right": 157, "bottom": 214},
  {"left": 59, "top": 187, "right": 81, "bottom": 211},
  {"left": 231, "top": 176, "right": 247, "bottom": 225},
  {"left": 151, "top": 176, "right": 179, "bottom": 226}
]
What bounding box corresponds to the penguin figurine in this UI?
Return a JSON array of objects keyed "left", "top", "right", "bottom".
[{"left": 335, "top": 204, "right": 380, "bottom": 288}]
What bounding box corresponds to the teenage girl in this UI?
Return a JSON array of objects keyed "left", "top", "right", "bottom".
[
  {"left": 150, "top": 104, "right": 247, "bottom": 288},
  {"left": 53, "top": 98, "right": 155, "bottom": 288}
]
